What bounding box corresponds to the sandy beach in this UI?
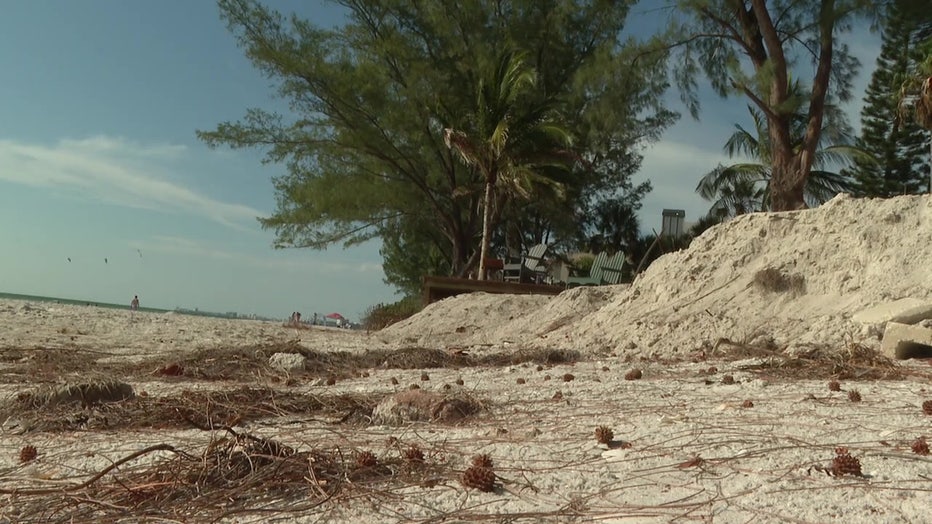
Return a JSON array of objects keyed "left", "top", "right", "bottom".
[{"left": 2, "top": 194, "right": 932, "bottom": 523}]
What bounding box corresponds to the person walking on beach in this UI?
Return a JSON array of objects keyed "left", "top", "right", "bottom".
[{"left": 130, "top": 295, "right": 139, "bottom": 320}]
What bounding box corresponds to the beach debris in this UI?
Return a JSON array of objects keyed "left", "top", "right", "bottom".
[
  {"left": 390, "top": 377, "right": 399, "bottom": 385},
  {"left": 848, "top": 390, "right": 862, "bottom": 402},
  {"left": 461, "top": 463, "right": 496, "bottom": 492},
  {"left": 828, "top": 380, "right": 841, "bottom": 392},
  {"left": 19, "top": 445, "right": 38, "bottom": 463},
  {"left": 830, "top": 447, "right": 863, "bottom": 477},
  {"left": 268, "top": 352, "right": 305, "bottom": 373},
  {"left": 516, "top": 377, "right": 526, "bottom": 384},
  {"left": 677, "top": 456, "right": 703, "bottom": 469},
  {"left": 594, "top": 426, "right": 614, "bottom": 445},
  {"left": 371, "top": 389, "right": 481, "bottom": 425},
  {"left": 741, "top": 399, "right": 754, "bottom": 408},
  {"left": 420, "top": 372, "right": 430, "bottom": 381},
  {"left": 752, "top": 267, "right": 805, "bottom": 295},
  {"left": 30, "top": 380, "right": 135, "bottom": 408},
  {"left": 403, "top": 445, "right": 424, "bottom": 463},
  {"left": 455, "top": 378, "right": 464, "bottom": 385},
  {"left": 562, "top": 373, "right": 575, "bottom": 382},
  {"left": 552, "top": 390, "right": 563, "bottom": 400},
  {"left": 156, "top": 363, "right": 184, "bottom": 376},
  {"left": 355, "top": 450, "right": 378, "bottom": 469},
  {"left": 721, "top": 375, "right": 736, "bottom": 385},
  {"left": 471, "top": 454, "right": 494, "bottom": 469},
  {"left": 923, "top": 400, "right": 932, "bottom": 415},
  {"left": 624, "top": 368, "right": 642, "bottom": 380},
  {"left": 912, "top": 437, "right": 930, "bottom": 455}
]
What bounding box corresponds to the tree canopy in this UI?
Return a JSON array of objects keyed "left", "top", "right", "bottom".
[
  {"left": 199, "top": 0, "right": 674, "bottom": 292},
  {"left": 662, "top": 0, "right": 876, "bottom": 211}
]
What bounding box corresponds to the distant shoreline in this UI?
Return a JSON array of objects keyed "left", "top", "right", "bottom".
[{"left": 0, "top": 291, "right": 272, "bottom": 321}]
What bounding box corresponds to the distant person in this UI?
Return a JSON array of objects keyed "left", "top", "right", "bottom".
[
  {"left": 130, "top": 295, "right": 139, "bottom": 320},
  {"left": 296, "top": 312, "right": 302, "bottom": 324},
  {"left": 313, "top": 313, "right": 318, "bottom": 325}
]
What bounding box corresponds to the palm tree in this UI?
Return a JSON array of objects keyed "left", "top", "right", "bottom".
[
  {"left": 444, "top": 50, "right": 574, "bottom": 280},
  {"left": 697, "top": 102, "right": 863, "bottom": 219},
  {"left": 899, "top": 39, "right": 932, "bottom": 192}
]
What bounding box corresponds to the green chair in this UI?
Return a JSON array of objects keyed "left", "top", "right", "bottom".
[
  {"left": 565, "top": 251, "right": 608, "bottom": 287},
  {"left": 600, "top": 252, "right": 627, "bottom": 285},
  {"left": 503, "top": 243, "right": 549, "bottom": 283}
]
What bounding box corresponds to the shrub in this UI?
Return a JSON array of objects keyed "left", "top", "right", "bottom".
[{"left": 361, "top": 297, "right": 422, "bottom": 331}]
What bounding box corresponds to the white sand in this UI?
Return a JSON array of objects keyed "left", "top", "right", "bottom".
[{"left": 1, "top": 194, "right": 931, "bottom": 523}]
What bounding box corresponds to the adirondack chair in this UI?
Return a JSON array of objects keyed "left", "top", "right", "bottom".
[
  {"left": 502, "top": 243, "right": 549, "bottom": 283},
  {"left": 565, "top": 251, "right": 608, "bottom": 287},
  {"left": 600, "top": 252, "right": 627, "bottom": 285}
]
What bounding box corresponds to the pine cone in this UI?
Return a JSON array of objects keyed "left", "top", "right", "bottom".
[
  {"left": 624, "top": 369, "right": 642, "bottom": 381},
  {"left": 471, "top": 454, "right": 494, "bottom": 469},
  {"left": 923, "top": 400, "right": 932, "bottom": 415},
  {"left": 828, "top": 380, "right": 841, "bottom": 392},
  {"left": 461, "top": 465, "right": 496, "bottom": 492},
  {"left": 19, "top": 445, "right": 38, "bottom": 463},
  {"left": 911, "top": 437, "right": 930, "bottom": 456},
  {"left": 831, "top": 448, "right": 862, "bottom": 477},
  {"left": 848, "top": 390, "right": 862, "bottom": 402},
  {"left": 356, "top": 450, "right": 377, "bottom": 468},
  {"left": 595, "top": 426, "right": 614, "bottom": 445},
  {"left": 404, "top": 445, "right": 424, "bottom": 463}
]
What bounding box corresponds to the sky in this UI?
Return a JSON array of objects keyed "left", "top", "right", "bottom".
[{"left": 0, "top": 1, "right": 881, "bottom": 321}]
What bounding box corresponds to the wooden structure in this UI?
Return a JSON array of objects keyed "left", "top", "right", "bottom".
[{"left": 422, "top": 275, "right": 564, "bottom": 305}]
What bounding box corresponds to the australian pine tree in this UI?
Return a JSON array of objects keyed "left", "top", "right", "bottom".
[
  {"left": 200, "top": 0, "right": 672, "bottom": 291},
  {"left": 848, "top": 0, "right": 932, "bottom": 196}
]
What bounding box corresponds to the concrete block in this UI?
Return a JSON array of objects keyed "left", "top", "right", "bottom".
[
  {"left": 881, "top": 322, "right": 932, "bottom": 360},
  {"left": 851, "top": 298, "right": 932, "bottom": 325}
]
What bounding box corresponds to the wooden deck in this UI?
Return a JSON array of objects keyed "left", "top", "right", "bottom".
[{"left": 422, "top": 275, "right": 565, "bottom": 305}]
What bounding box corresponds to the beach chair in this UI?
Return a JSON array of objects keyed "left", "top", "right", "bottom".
[
  {"left": 600, "top": 252, "right": 627, "bottom": 285},
  {"left": 565, "top": 251, "right": 608, "bottom": 287},
  {"left": 503, "top": 243, "right": 549, "bottom": 283}
]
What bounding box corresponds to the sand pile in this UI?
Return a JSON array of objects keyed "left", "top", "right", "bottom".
[{"left": 385, "top": 194, "right": 932, "bottom": 357}]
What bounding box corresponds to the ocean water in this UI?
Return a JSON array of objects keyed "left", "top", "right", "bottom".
[
  {"left": 0, "top": 291, "right": 168, "bottom": 313},
  {"left": 0, "top": 291, "right": 266, "bottom": 320}
]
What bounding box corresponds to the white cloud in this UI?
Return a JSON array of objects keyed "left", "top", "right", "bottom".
[
  {"left": 133, "top": 235, "right": 383, "bottom": 274},
  {"left": 0, "top": 136, "right": 263, "bottom": 230}
]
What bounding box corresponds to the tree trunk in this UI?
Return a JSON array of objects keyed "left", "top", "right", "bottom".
[
  {"left": 477, "top": 180, "right": 494, "bottom": 280},
  {"left": 770, "top": 149, "right": 807, "bottom": 211}
]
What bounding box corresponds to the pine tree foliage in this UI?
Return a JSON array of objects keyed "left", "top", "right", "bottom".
[
  {"left": 849, "top": 0, "right": 932, "bottom": 196},
  {"left": 199, "top": 0, "right": 674, "bottom": 290}
]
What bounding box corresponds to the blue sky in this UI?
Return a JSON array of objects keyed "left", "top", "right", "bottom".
[{"left": 0, "top": 1, "right": 880, "bottom": 320}]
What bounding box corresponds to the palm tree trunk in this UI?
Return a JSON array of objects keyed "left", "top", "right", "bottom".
[{"left": 477, "top": 180, "right": 494, "bottom": 280}]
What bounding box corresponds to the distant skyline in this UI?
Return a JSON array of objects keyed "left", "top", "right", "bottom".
[{"left": 0, "top": 1, "right": 880, "bottom": 319}]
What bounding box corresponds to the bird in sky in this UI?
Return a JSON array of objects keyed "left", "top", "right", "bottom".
[
  {"left": 67, "top": 257, "right": 71, "bottom": 262},
  {"left": 137, "top": 249, "right": 143, "bottom": 258},
  {"left": 104, "top": 258, "right": 108, "bottom": 264}
]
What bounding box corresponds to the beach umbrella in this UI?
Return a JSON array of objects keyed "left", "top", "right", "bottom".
[{"left": 325, "top": 313, "right": 344, "bottom": 320}]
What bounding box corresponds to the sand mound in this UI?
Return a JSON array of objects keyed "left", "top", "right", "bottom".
[{"left": 386, "top": 194, "right": 932, "bottom": 357}]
